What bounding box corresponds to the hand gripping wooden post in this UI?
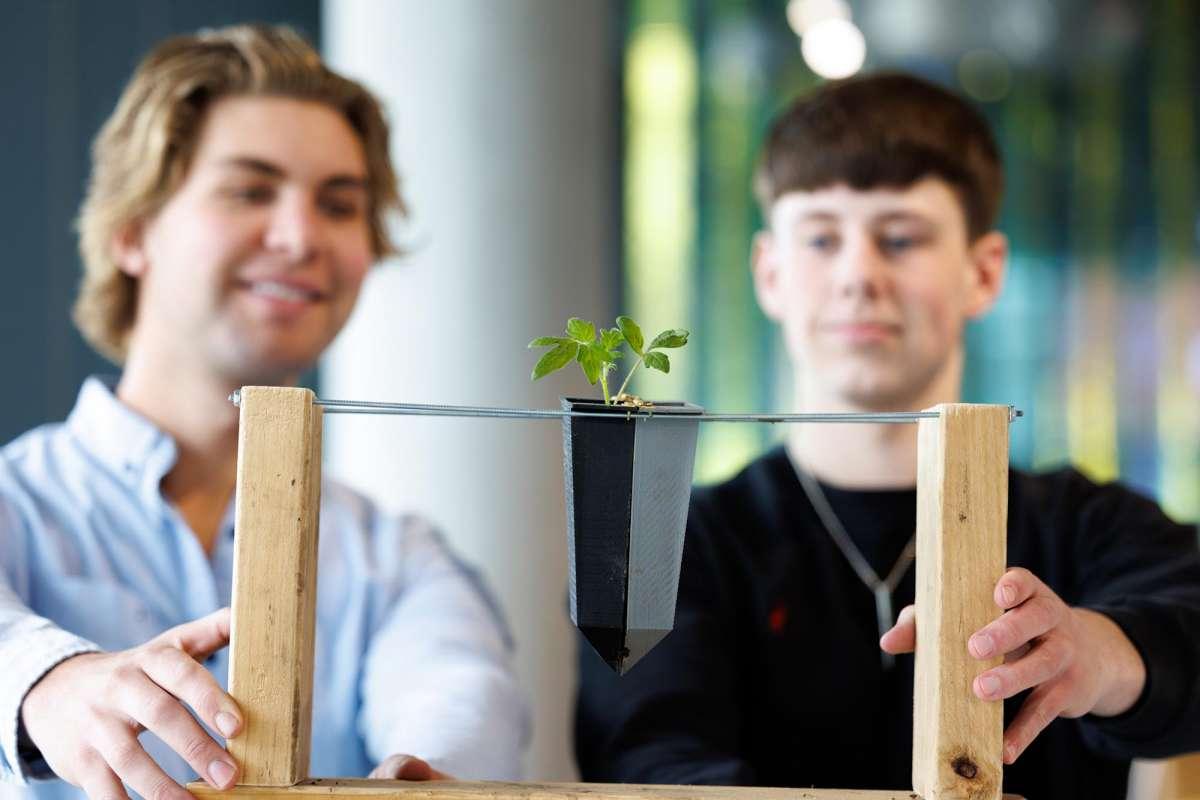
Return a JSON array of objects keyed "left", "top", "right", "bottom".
[{"left": 191, "top": 391, "right": 1017, "bottom": 800}]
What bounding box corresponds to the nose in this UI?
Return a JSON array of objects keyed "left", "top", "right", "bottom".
[
  {"left": 263, "top": 192, "right": 323, "bottom": 263},
  {"left": 830, "top": 231, "right": 887, "bottom": 300}
]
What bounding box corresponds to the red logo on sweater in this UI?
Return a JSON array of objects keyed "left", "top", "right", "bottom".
[{"left": 768, "top": 602, "right": 788, "bottom": 634}]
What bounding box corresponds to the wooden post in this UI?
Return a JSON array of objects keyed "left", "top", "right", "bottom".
[
  {"left": 226, "top": 387, "right": 323, "bottom": 786},
  {"left": 912, "top": 404, "right": 1009, "bottom": 800}
]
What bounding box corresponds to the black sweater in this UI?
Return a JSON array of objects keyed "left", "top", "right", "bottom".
[{"left": 576, "top": 446, "right": 1200, "bottom": 799}]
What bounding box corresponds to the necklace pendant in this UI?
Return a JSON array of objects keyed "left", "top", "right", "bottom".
[{"left": 875, "top": 585, "right": 895, "bottom": 671}]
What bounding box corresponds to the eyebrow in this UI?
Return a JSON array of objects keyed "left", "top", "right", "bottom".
[
  {"left": 216, "top": 156, "right": 369, "bottom": 191},
  {"left": 872, "top": 211, "right": 937, "bottom": 229},
  {"left": 787, "top": 210, "right": 840, "bottom": 225},
  {"left": 790, "top": 209, "right": 937, "bottom": 227}
]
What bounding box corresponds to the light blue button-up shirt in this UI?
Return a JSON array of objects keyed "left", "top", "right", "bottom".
[{"left": 0, "top": 377, "right": 529, "bottom": 799}]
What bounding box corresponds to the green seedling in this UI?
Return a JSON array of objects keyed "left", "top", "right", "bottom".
[{"left": 529, "top": 316, "right": 689, "bottom": 405}]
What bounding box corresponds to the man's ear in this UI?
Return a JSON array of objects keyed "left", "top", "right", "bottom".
[
  {"left": 751, "top": 229, "right": 785, "bottom": 321},
  {"left": 110, "top": 221, "right": 149, "bottom": 278},
  {"left": 964, "top": 230, "right": 1007, "bottom": 319}
]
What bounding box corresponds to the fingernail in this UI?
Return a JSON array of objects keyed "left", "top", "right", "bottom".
[
  {"left": 979, "top": 675, "right": 1001, "bottom": 698},
  {"left": 216, "top": 711, "right": 240, "bottom": 737},
  {"left": 209, "top": 760, "right": 236, "bottom": 787},
  {"left": 1004, "top": 742, "right": 1016, "bottom": 763},
  {"left": 1001, "top": 584, "right": 1016, "bottom": 606},
  {"left": 971, "top": 633, "right": 994, "bottom": 658}
]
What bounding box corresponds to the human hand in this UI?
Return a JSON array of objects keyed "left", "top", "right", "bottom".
[
  {"left": 368, "top": 754, "right": 453, "bottom": 781},
  {"left": 20, "top": 607, "right": 242, "bottom": 800},
  {"left": 880, "top": 567, "right": 1145, "bottom": 764}
]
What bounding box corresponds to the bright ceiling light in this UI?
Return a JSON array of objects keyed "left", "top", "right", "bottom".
[
  {"left": 786, "top": 0, "right": 851, "bottom": 36},
  {"left": 801, "top": 17, "right": 866, "bottom": 80}
]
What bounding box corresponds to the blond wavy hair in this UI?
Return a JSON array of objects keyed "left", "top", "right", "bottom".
[{"left": 75, "top": 24, "right": 404, "bottom": 363}]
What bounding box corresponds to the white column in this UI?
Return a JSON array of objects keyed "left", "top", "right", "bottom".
[{"left": 321, "top": 0, "right": 616, "bottom": 781}]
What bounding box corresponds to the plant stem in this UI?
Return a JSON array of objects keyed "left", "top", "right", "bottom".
[
  {"left": 615, "top": 357, "right": 644, "bottom": 400},
  {"left": 600, "top": 372, "right": 612, "bottom": 405}
]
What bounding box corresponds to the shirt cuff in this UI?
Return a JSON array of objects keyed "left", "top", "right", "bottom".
[
  {"left": 1081, "top": 604, "right": 1187, "bottom": 747},
  {"left": 0, "top": 624, "right": 100, "bottom": 783}
]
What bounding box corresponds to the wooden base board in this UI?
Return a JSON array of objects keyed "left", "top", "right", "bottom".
[{"left": 189, "top": 779, "right": 1024, "bottom": 800}]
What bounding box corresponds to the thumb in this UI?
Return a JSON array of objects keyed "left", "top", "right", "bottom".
[
  {"left": 158, "top": 607, "right": 232, "bottom": 660},
  {"left": 880, "top": 603, "right": 916, "bottom": 654},
  {"left": 369, "top": 754, "right": 453, "bottom": 781}
]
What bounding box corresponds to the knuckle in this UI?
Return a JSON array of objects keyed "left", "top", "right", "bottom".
[
  {"left": 1058, "top": 634, "right": 1077, "bottom": 664},
  {"left": 107, "top": 739, "right": 143, "bottom": 773},
  {"left": 113, "top": 662, "right": 146, "bottom": 691},
  {"left": 994, "top": 617, "right": 1019, "bottom": 649},
  {"left": 1032, "top": 596, "right": 1060, "bottom": 628},
  {"left": 80, "top": 707, "right": 107, "bottom": 731},
  {"left": 139, "top": 693, "right": 177, "bottom": 729},
  {"left": 182, "top": 734, "right": 215, "bottom": 765},
  {"left": 163, "top": 650, "right": 198, "bottom": 686},
  {"left": 100, "top": 667, "right": 129, "bottom": 699},
  {"left": 1033, "top": 646, "right": 1059, "bottom": 677},
  {"left": 148, "top": 776, "right": 185, "bottom": 800},
  {"left": 141, "top": 646, "right": 174, "bottom": 677},
  {"left": 1043, "top": 633, "right": 1070, "bottom": 663}
]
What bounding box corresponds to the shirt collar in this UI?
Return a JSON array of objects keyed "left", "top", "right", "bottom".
[{"left": 67, "top": 375, "right": 179, "bottom": 487}]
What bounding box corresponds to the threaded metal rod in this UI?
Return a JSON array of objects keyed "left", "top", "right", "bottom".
[{"left": 228, "top": 391, "right": 1022, "bottom": 424}]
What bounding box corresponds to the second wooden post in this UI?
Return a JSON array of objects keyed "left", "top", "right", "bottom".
[{"left": 913, "top": 404, "right": 1009, "bottom": 800}]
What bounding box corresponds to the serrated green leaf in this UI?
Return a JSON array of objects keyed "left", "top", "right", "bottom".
[
  {"left": 566, "top": 317, "right": 595, "bottom": 344},
  {"left": 528, "top": 336, "right": 566, "bottom": 348},
  {"left": 649, "top": 329, "right": 689, "bottom": 349},
  {"left": 531, "top": 341, "right": 578, "bottom": 380},
  {"left": 644, "top": 351, "right": 670, "bottom": 373},
  {"left": 616, "top": 316, "right": 644, "bottom": 355},
  {"left": 578, "top": 346, "right": 603, "bottom": 384},
  {"left": 600, "top": 327, "right": 624, "bottom": 351},
  {"left": 588, "top": 341, "right": 616, "bottom": 365}
]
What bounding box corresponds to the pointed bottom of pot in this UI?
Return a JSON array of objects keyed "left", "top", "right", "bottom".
[{"left": 580, "top": 624, "right": 672, "bottom": 675}]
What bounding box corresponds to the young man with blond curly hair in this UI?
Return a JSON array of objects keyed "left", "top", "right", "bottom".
[{"left": 0, "top": 25, "right": 528, "bottom": 800}]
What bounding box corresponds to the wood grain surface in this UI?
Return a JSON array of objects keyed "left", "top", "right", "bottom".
[
  {"left": 912, "top": 405, "right": 1009, "bottom": 800},
  {"left": 226, "top": 387, "right": 323, "bottom": 786}
]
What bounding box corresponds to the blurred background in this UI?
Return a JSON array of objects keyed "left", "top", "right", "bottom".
[{"left": 3, "top": 0, "right": 1197, "bottom": 785}]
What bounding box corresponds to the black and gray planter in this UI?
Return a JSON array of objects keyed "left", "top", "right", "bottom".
[{"left": 562, "top": 396, "right": 703, "bottom": 675}]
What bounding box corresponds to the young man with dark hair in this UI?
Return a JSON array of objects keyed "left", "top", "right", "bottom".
[
  {"left": 575, "top": 73, "right": 1200, "bottom": 799},
  {"left": 0, "top": 24, "right": 528, "bottom": 800}
]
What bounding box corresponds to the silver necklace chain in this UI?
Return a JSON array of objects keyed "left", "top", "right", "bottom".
[{"left": 794, "top": 464, "right": 915, "bottom": 671}]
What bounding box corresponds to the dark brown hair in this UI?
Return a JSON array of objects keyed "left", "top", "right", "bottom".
[{"left": 754, "top": 72, "right": 1003, "bottom": 241}]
